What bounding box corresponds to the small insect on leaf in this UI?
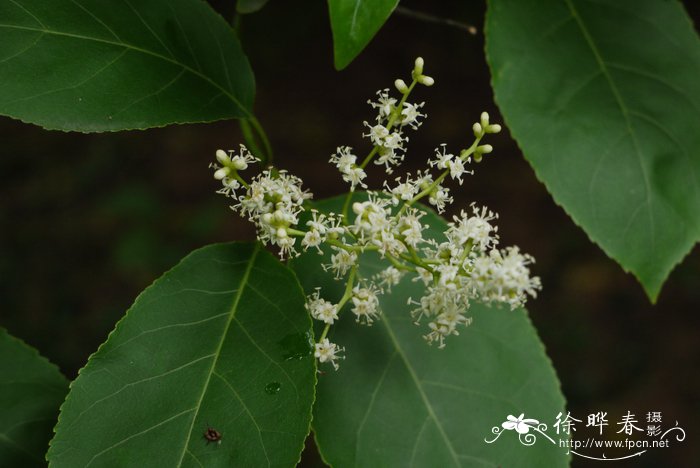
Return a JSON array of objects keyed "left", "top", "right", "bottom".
[{"left": 204, "top": 426, "right": 222, "bottom": 445}]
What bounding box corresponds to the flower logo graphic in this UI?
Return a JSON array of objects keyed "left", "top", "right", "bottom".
[
  {"left": 502, "top": 414, "right": 540, "bottom": 434},
  {"left": 485, "top": 413, "right": 554, "bottom": 446}
]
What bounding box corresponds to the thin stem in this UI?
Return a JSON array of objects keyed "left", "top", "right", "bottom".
[
  {"left": 250, "top": 116, "right": 274, "bottom": 164},
  {"left": 232, "top": 172, "right": 250, "bottom": 189},
  {"left": 394, "top": 5, "right": 478, "bottom": 35},
  {"left": 239, "top": 117, "right": 274, "bottom": 166},
  {"left": 341, "top": 79, "right": 420, "bottom": 221},
  {"left": 239, "top": 119, "right": 265, "bottom": 163},
  {"left": 319, "top": 266, "right": 357, "bottom": 341}
]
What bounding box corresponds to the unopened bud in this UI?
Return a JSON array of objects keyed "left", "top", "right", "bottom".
[
  {"left": 216, "top": 149, "right": 229, "bottom": 164},
  {"left": 477, "top": 144, "right": 493, "bottom": 154},
  {"left": 480, "top": 112, "right": 490, "bottom": 127},
  {"left": 214, "top": 167, "right": 229, "bottom": 180},
  {"left": 352, "top": 202, "right": 363, "bottom": 215},
  {"left": 394, "top": 79, "right": 408, "bottom": 94},
  {"left": 472, "top": 122, "right": 483, "bottom": 137},
  {"left": 487, "top": 124, "right": 502, "bottom": 134},
  {"left": 231, "top": 156, "right": 248, "bottom": 170},
  {"left": 418, "top": 75, "right": 434, "bottom": 86},
  {"left": 414, "top": 57, "right": 424, "bottom": 75},
  {"left": 277, "top": 227, "right": 288, "bottom": 239}
]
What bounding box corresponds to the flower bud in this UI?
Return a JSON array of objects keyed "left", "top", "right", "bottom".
[
  {"left": 414, "top": 57, "right": 424, "bottom": 75},
  {"left": 487, "top": 124, "right": 502, "bottom": 134},
  {"left": 394, "top": 79, "right": 408, "bottom": 94},
  {"left": 216, "top": 149, "right": 229, "bottom": 164},
  {"left": 472, "top": 122, "right": 483, "bottom": 137},
  {"left": 480, "top": 112, "right": 490, "bottom": 127},
  {"left": 477, "top": 144, "right": 493, "bottom": 154},
  {"left": 231, "top": 156, "right": 248, "bottom": 170},
  {"left": 277, "top": 227, "right": 288, "bottom": 239},
  {"left": 418, "top": 75, "right": 434, "bottom": 86},
  {"left": 214, "top": 167, "right": 229, "bottom": 180}
]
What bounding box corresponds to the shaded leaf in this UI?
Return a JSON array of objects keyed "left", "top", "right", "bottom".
[
  {"left": 237, "top": 0, "right": 270, "bottom": 15},
  {"left": 291, "top": 195, "right": 568, "bottom": 467},
  {"left": 0, "top": 0, "right": 255, "bottom": 132},
  {"left": 328, "top": 0, "right": 398, "bottom": 70},
  {"left": 485, "top": 0, "right": 700, "bottom": 300},
  {"left": 48, "top": 243, "right": 315, "bottom": 467},
  {"left": 0, "top": 328, "right": 68, "bottom": 467}
]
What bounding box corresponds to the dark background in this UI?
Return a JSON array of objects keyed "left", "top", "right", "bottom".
[{"left": 1, "top": 1, "right": 698, "bottom": 467}]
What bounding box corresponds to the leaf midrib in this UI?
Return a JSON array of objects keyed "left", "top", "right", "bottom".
[
  {"left": 174, "top": 243, "right": 260, "bottom": 467},
  {"left": 562, "top": 0, "right": 656, "bottom": 249},
  {"left": 379, "top": 315, "right": 462, "bottom": 467},
  {"left": 0, "top": 23, "right": 250, "bottom": 117}
]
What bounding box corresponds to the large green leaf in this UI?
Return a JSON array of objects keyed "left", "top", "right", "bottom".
[
  {"left": 0, "top": 0, "right": 254, "bottom": 132},
  {"left": 48, "top": 243, "right": 315, "bottom": 467},
  {"left": 0, "top": 328, "right": 68, "bottom": 467},
  {"left": 328, "top": 0, "right": 398, "bottom": 70},
  {"left": 291, "top": 196, "right": 568, "bottom": 467},
  {"left": 485, "top": 0, "right": 700, "bottom": 301}
]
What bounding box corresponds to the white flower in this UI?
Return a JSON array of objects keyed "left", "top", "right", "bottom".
[
  {"left": 327, "top": 248, "right": 358, "bottom": 278},
  {"left": 302, "top": 229, "right": 323, "bottom": 252},
  {"left": 428, "top": 185, "right": 453, "bottom": 213},
  {"left": 344, "top": 166, "right": 368, "bottom": 190},
  {"left": 211, "top": 145, "right": 258, "bottom": 197},
  {"left": 388, "top": 175, "right": 420, "bottom": 204},
  {"left": 231, "top": 169, "right": 310, "bottom": 259},
  {"left": 367, "top": 89, "right": 397, "bottom": 120},
  {"left": 424, "top": 304, "right": 472, "bottom": 349},
  {"left": 330, "top": 146, "right": 368, "bottom": 190},
  {"left": 469, "top": 247, "right": 541, "bottom": 309},
  {"left": 448, "top": 157, "right": 472, "bottom": 185},
  {"left": 400, "top": 102, "right": 425, "bottom": 129},
  {"left": 372, "top": 229, "right": 405, "bottom": 258},
  {"left": 413, "top": 267, "right": 433, "bottom": 286},
  {"left": 429, "top": 144, "right": 453, "bottom": 170},
  {"left": 364, "top": 123, "right": 389, "bottom": 146},
  {"left": 374, "top": 146, "right": 404, "bottom": 173},
  {"left": 315, "top": 339, "right": 344, "bottom": 370},
  {"left": 382, "top": 132, "right": 404, "bottom": 150},
  {"left": 306, "top": 290, "right": 339, "bottom": 324},
  {"left": 397, "top": 209, "right": 425, "bottom": 247},
  {"left": 351, "top": 285, "right": 381, "bottom": 325},
  {"left": 377, "top": 266, "right": 403, "bottom": 291},
  {"left": 330, "top": 146, "right": 357, "bottom": 171},
  {"left": 447, "top": 205, "right": 499, "bottom": 251},
  {"left": 352, "top": 197, "right": 391, "bottom": 238}
]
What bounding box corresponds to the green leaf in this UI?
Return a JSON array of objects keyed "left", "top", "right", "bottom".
[
  {"left": 0, "top": 0, "right": 255, "bottom": 132},
  {"left": 236, "top": 0, "right": 270, "bottom": 15},
  {"left": 48, "top": 243, "right": 315, "bottom": 467},
  {"left": 290, "top": 195, "right": 568, "bottom": 467},
  {"left": 328, "top": 0, "right": 398, "bottom": 70},
  {"left": 0, "top": 328, "right": 68, "bottom": 467},
  {"left": 485, "top": 0, "right": 700, "bottom": 300}
]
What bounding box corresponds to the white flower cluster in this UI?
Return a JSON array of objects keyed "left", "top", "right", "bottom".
[{"left": 212, "top": 58, "right": 541, "bottom": 371}]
